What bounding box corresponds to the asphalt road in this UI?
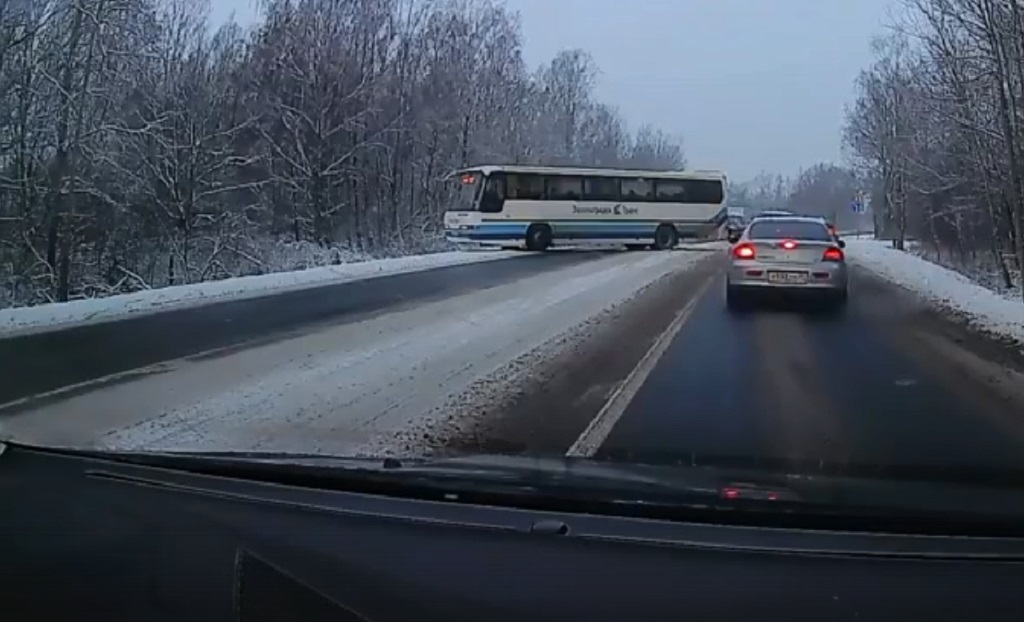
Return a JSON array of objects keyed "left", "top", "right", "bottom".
[
  {"left": 0, "top": 251, "right": 609, "bottom": 408},
  {"left": 589, "top": 268, "right": 1024, "bottom": 476},
  {"left": 444, "top": 255, "right": 1024, "bottom": 479}
]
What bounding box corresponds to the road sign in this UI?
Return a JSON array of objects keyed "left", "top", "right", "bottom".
[{"left": 850, "top": 192, "right": 870, "bottom": 214}]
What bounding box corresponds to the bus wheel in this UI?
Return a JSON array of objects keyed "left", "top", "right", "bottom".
[
  {"left": 653, "top": 224, "right": 678, "bottom": 250},
  {"left": 525, "top": 224, "right": 552, "bottom": 251}
]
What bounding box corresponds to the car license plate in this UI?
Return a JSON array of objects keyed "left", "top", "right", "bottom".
[{"left": 768, "top": 271, "right": 808, "bottom": 284}]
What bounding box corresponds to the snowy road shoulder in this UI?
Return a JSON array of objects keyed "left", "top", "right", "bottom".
[
  {"left": 845, "top": 239, "right": 1024, "bottom": 347},
  {"left": 0, "top": 249, "right": 717, "bottom": 456},
  {"left": 0, "top": 249, "right": 520, "bottom": 338}
]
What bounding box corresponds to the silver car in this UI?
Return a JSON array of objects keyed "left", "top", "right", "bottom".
[{"left": 726, "top": 216, "right": 848, "bottom": 310}]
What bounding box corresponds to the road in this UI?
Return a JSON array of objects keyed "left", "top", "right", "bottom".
[
  {"left": 589, "top": 268, "right": 1024, "bottom": 471},
  {"left": 3, "top": 245, "right": 1024, "bottom": 479},
  {"left": 0, "top": 251, "right": 606, "bottom": 407},
  {"left": 447, "top": 257, "right": 1024, "bottom": 476},
  {"left": 0, "top": 248, "right": 705, "bottom": 451}
]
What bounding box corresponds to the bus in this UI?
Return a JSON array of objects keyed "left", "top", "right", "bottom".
[{"left": 443, "top": 165, "right": 728, "bottom": 251}]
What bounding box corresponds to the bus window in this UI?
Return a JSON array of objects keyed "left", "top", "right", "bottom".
[
  {"left": 654, "top": 180, "right": 687, "bottom": 202},
  {"left": 621, "top": 178, "right": 653, "bottom": 200},
  {"left": 545, "top": 176, "right": 583, "bottom": 200},
  {"left": 479, "top": 174, "right": 506, "bottom": 213},
  {"left": 583, "top": 177, "right": 620, "bottom": 201},
  {"left": 506, "top": 174, "right": 544, "bottom": 200},
  {"left": 686, "top": 179, "right": 725, "bottom": 203}
]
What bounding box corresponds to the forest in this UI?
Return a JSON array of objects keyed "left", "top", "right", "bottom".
[{"left": 0, "top": 0, "right": 685, "bottom": 308}]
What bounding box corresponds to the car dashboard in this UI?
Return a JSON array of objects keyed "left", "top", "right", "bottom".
[{"left": 2, "top": 443, "right": 1024, "bottom": 622}]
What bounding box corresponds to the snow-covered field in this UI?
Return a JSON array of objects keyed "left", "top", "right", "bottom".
[
  {"left": 0, "top": 249, "right": 520, "bottom": 338},
  {"left": 0, "top": 248, "right": 716, "bottom": 455},
  {"left": 846, "top": 238, "right": 1024, "bottom": 347}
]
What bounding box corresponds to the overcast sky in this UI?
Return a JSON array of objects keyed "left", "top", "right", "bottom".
[{"left": 211, "top": 0, "right": 893, "bottom": 182}]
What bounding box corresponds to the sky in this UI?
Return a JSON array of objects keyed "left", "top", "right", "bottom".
[{"left": 210, "top": 0, "right": 894, "bottom": 182}]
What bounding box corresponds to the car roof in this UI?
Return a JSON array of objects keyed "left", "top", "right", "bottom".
[{"left": 748, "top": 215, "right": 828, "bottom": 224}]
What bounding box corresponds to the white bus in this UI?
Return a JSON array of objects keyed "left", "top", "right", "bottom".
[{"left": 443, "top": 165, "right": 728, "bottom": 251}]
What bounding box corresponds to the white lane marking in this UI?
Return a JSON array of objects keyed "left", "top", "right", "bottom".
[{"left": 565, "top": 275, "right": 714, "bottom": 458}]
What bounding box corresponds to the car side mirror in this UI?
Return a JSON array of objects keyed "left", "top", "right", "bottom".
[{"left": 837, "top": 239, "right": 846, "bottom": 248}]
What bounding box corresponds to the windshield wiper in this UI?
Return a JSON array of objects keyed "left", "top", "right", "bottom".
[
  {"left": 17, "top": 442, "right": 1024, "bottom": 536},
  {"left": 33, "top": 443, "right": 797, "bottom": 505},
  {"left": 80, "top": 447, "right": 1024, "bottom": 537}
]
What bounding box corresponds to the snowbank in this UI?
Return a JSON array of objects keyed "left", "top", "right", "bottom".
[
  {"left": 0, "top": 250, "right": 520, "bottom": 338},
  {"left": 846, "top": 239, "right": 1024, "bottom": 346}
]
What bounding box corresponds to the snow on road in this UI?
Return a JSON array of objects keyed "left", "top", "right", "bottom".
[
  {"left": 0, "top": 249, "right": 520, "bottom": 338},
  {"left": 846, "top": 239, "right": 1024, "bottom": 346},
  {"left": 1, "top": 248, "right": 715, "bottom": 455}
]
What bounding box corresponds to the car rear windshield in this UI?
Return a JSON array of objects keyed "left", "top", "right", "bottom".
[{"left": 748, "top": 220, "right": 832, "bottom": 241}]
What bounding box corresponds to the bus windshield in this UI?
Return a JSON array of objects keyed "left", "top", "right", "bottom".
[{"left": 454, "top": 172, "right": 482, "bottom": 211}]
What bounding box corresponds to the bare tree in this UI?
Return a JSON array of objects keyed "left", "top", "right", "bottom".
[
  {"left": 626, "top": 124, "right": 686, "bottom": 169},
  {"left": 0, "top": 0, "right": 695, "bottom": 309},
  {"left": 844, "top": 0, "right": 1024, "bottom": 298},
  {"left": 785, "top": 163, "right": 860, "bottom": 229}
]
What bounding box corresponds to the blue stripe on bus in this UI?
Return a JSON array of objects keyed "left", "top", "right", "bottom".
[
  {"left": 449, "top": 226, "right": 710, "bottom": 241},
  {"left": 477, "top": 206, "right": 729, "bottom": 228},
  {"left": 448, "top": 208, "right": 729, "bottom": 242}
]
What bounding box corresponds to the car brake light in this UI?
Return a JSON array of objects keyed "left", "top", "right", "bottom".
[
  {"left": 781, "top": 239, "right": 797, "bottom": 249},
  {"left": 733, "top": 243, "right": 755, "bottom": 259},
  {"left": 822, "top": 246, "right": 844, "bottom": 262}
]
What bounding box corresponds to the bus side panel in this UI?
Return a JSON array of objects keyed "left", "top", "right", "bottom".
[
  {"left": 486, "top": 200, "right": 728, "bottom": 242},
  {"left": 455, "top": 221, "right": 529, "bottom": 242},
  {"left": 444, "top": 211, "right": 526, "bottom": 245},
  {"left": 444, "top": 200, "right": 728, "bottom": 245}
]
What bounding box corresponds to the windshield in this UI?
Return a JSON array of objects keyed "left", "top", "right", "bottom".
[
  {"left": 748, "top": 220, "right": 833, "bottom": 241},
  {"left": 453, "top": 173, "right": 483, "bottom": 212},
  {"left": 3, "top": 0, "right": 1024, "bottom": 531}
]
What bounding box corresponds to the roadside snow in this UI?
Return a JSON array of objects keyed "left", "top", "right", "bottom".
[
  {"left": 0, "top": 250, "right": 519, "bottom": 338},
  {"left": 0, "top": 249, "right": 710, "bottom": 455},
  {"left": 846, "top": 239, "right": 1024, "bottom": 346}
]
